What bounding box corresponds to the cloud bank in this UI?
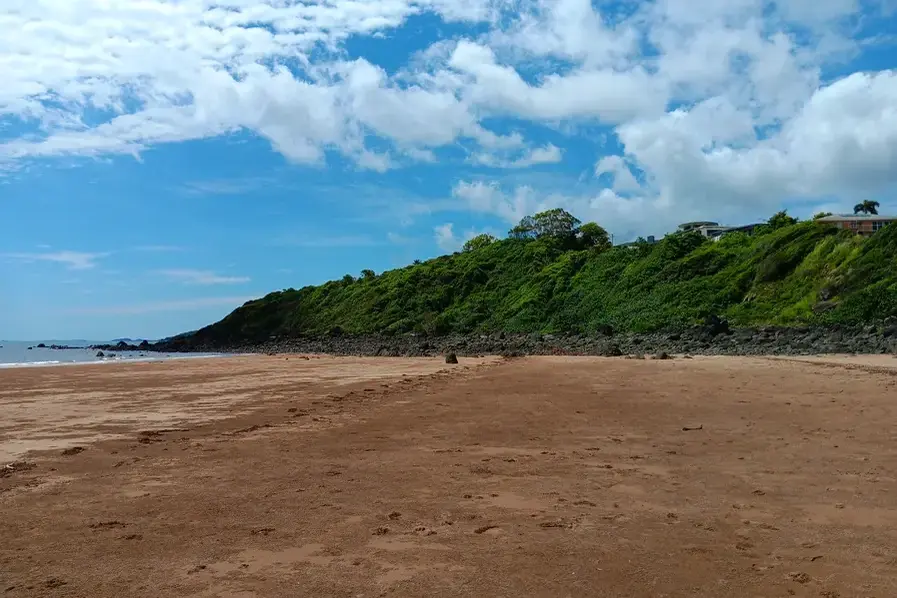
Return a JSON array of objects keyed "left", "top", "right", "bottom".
[{"left": 2, "top": 0, "right": 896, "bottom": 236}]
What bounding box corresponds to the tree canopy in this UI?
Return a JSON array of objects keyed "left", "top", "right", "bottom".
[
  {"left": 509, "top": 208, "right": 581, "bottom": 240},
  {"left": 164, "top": 207, "right": 897, "bottom": 348},
  {"left": 462, "top": 234, "right": 498, "bottom": 252},
  {"left": 854, "top": 200, "right": 880, "bottom": 215},
  {"left": 577, "top": 222, "right": 611, "bottom": 251},
  {"left": 768, "top": 210, "right": 798, "bottom": 229}
]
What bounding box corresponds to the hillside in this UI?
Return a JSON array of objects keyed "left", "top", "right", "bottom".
[{"left": 171, "top": 211, "right": 897, "bottom": 349}]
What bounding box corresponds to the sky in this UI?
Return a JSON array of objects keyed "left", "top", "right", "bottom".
[{"left": 1, "top": 0, "right": 896, "bottom": 340}]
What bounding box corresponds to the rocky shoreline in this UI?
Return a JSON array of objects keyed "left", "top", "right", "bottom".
[{"left": 98, "top": 319, "right": 897, "bottom": 357}]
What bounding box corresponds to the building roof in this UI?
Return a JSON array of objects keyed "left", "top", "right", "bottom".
[
  {"left": 816, "top": 214, "right": 897, "bottom": 222},
  {"left": 678, "top": 221, "right": 719, "bottom": 228}
]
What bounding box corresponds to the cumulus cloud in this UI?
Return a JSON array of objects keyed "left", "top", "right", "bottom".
[
  {"left": 0, "top": 0, "right": 895, "bottom": 230},
  {"left": 594, "top": 155, "right": 641, "bottom": 193},
  {"left": 434, "top": 223, "right": 460, "bottom": 251},
  {"left": 614, "top": 70, "right": 897, "bottom": 213}
]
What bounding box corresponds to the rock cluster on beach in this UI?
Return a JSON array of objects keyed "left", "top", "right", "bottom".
[{"left": 130, "top": 317, "right": 897, "bottom": 357}]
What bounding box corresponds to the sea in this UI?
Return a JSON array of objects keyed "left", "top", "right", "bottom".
[{"left": 0, "top": 340, "right": 224, "bottom": 368}]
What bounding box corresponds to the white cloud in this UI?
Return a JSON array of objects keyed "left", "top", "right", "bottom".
[
  {"left": 1, "top": 250, "right": 108, "bottom": 270},
  {"left": 594, "top": 155, "right": 641, "bottom": 193},
  {"left": 452, "top": 180, "right": 537, "bottom": 224},
  {"left": 447, "top": 40, "right": 667, "bottom": 123},
  {"left": 434, "top": 223, "right": 459, "bottom": 251},
  {"left": 472, "top": 143, "right": 562, "bottom": 168},
  {"left": 615, "top": 70, "right": 897, "bottom": 213},
  {"left": 181, "top": 177, "right": 275, "bottom": 196},
  {"left": 433, "top": 222, "right": 492, "bottom": 251},
  {"left": 155, "top": 269, "right": 250, "bottom": 285},
  {"left": 0, "top": 0, "right": 895, "bottom": 230}
]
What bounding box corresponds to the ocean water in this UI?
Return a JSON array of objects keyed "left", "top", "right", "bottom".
[{"left": 0, "top": 340, "right": 224, "bottom": 368}]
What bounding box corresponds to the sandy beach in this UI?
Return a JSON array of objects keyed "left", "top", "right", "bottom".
[{"left": 2, "top": 354, "right": 897, "bottom": 597}]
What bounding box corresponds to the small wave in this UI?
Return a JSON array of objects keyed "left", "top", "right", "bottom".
[
  {"left": 0, "top": 360, "right": 63, "bottom": 369},
  {"left": 0, "top": 353, "right": 228, "bottom": 369}
]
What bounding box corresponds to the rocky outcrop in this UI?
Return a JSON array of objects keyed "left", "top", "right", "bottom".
[{"left": 143, "top": 320, "right": 897, "bottom": 357}]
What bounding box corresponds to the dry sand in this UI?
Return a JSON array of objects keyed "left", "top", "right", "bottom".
[{"left": 2, "top": 354, "right": 897, "bottom": 597}]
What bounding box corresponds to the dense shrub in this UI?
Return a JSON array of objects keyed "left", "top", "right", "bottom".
[{"left": 186, "top": 218, "right": 897, "bottom": 344}]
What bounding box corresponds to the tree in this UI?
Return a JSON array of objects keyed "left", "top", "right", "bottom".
[
  {"left": 853, "top": 200, "right": 880, "bottom": 215},
  {"left": 360, "top": 269, "right": 376, "bottom": 279},
  {"left": 577, "top": 222, "right": 611, "bottom": 251},
  {"left": 509, "top": 215, "right": 537, "bottom": 239},
  {"left": 813, "top": 212, "right": 833, "bottom": 220},
  {"left": 341, "top": 274, "right": 355, "bottom": 284},
  {"left": 462, "top": 234, "right": 498, "bottom": 252},
  {"left": 509, "top": 209, "right": 581, "bottom": 240},
  {"left": 768, "top": 210, "right": 797, "bottom": 230}
]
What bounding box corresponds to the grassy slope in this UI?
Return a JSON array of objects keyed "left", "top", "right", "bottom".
[{"left": 188, "top": 221, "right": 897, "bottom": 345}]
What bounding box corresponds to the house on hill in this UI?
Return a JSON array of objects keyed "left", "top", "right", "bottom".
[{"left": 815, "top": 214, "right": 897, "bottom": 236}]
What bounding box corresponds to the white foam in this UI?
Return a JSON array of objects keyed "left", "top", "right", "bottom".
[
  {"left": 0, "top": 354, "right": 227, "bottom": 369},
  {"left": 0, "top": 360, "right": 63, "bottom": 368}
]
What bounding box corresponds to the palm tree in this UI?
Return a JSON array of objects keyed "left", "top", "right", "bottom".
[{"left": 853, "top": 200, "right": 880, "bottom": 215}]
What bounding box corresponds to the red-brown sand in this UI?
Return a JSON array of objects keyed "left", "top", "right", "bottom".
[{"left": 2, "top": 354, "right": 896, "bottom": 597}]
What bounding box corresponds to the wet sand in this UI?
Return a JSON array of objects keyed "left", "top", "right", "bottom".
[{"left": 2, "top": 354, "right": 897, "bottom": 597}]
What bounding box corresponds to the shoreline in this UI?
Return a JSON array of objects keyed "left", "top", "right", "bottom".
[{"left": 0, "top": 352, "right": 234, "bottom": 370}]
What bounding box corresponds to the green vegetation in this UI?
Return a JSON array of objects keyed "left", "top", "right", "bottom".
[
  {"left": 854, "top": 200, "right": 880, "bottom": 215},
  {"left": 188, "top": 210, "right": 897, "bottom": 345}
]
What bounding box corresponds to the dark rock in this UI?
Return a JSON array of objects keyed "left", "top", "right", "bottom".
[
  {"left": 95, "top": 351, "right": 105, "bottom": 358},
  {"left": 0, "top": 461, "right": 35, "bottom": 478},
  {"left": 127, "top": 323, "right": 897, "bottom": 358},
  {"left": 37, "top": 343, "right": 46, "bottom": 348},
  {"left": 654, "top": 350, "right": 672, "bottom": 360},
  {"left": 704, "top": 315, "right": 730, "bottom": 336},
  {"left": 445, "top": 353, "right": 458, "bottom": 364},
  {"left": 601, "top": 344, "right": 623, "bottom": 357}
]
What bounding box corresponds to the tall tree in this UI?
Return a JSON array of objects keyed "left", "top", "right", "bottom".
[
  {"left": 509, "top": 209, "right": 581, "bottom": 240},
  {"left": 768, "top": 210, "right": 797, "bottom": 229},
  {"left": 577, "top": 222, "right": 611, "bottom": 251},
  {"left": 853, "top": 200, "right": 880, "bottom": 215},
  {"left": 462, "top": 234, "right": 498, "bottom": 252}
]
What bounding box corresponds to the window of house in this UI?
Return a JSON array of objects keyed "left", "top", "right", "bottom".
[
  {"left": 849, "top": 221, "right": 858, "bottom": 229},
  {"left": 873, "top": 221, "right": 885, "bottom": 232}
]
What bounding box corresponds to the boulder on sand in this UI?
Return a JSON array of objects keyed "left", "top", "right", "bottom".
[{"left": 445, "top": 353, "right": 459, "bottom": 364}]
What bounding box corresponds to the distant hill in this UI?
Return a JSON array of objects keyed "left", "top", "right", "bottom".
[{"left": 163, "top": 212, "right": 897, "bottom": 349}]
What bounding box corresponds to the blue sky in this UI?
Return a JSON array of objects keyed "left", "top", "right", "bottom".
[{"left": 1, "top": 0, "right": 896, "bottom": 340}]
